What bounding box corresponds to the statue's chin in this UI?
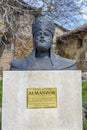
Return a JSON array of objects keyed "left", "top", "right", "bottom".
[{"left": 36, "top": 46, "right": 49, "bottom": 52}]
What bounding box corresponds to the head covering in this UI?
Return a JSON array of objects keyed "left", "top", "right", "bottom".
[{"left": 32, "top": 15, "right": 55, "bottom": 37}]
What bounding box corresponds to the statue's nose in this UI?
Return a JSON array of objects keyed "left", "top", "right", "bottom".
[{"left": 40, "top": 33, "right": 44, "bottom": 38}]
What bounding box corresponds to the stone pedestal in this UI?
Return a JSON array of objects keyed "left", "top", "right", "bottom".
[{"left": 2, "top": 71, "right": 82, "bottom": 130}]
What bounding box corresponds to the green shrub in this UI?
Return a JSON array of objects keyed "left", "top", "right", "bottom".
[
  {"left": 82, "top": 81, "right": 87, "bottom": 130},
  {"left": 83, "top": 119, "right": 87, "bottom": 130},
  {"left": 82, "top": 81, "right": 87, "bottom": 101}
]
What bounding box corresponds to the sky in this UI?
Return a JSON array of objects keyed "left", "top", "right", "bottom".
[{"left": 23, "top": 0, "right": 87, "bottom": 30}]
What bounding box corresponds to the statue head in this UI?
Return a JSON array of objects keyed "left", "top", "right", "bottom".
[{"left": 32, "top": 15, "right": 55, "bottom": 52}]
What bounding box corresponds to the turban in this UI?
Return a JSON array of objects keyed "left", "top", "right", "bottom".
[{"left": 32, "top": 15, "right": 55, "bottom": 37}]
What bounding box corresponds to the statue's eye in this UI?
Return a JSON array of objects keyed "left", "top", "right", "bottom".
[
  {"left": 35, "top": 32, "right": 41, "bottom": 36},
  {"left": 44, "top": 32, "right": 50, "bottom": 36}
]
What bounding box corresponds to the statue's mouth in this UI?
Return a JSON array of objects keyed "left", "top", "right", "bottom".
[{"left": 40, "top": 39, "right": 45, "bottom": 43}]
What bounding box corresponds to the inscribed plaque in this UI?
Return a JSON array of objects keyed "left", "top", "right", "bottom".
[{"left": 27, "top": 88, "right": 57, "bottom": 108}]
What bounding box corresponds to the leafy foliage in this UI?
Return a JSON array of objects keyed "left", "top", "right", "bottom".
[
  {"left": 83, "top": 119, "right": 87, "bottom": 130},
  {"left": 82, "top": 81, "right": 87, "bottom": 123}
]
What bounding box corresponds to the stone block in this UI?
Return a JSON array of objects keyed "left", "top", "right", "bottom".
[{"left": 2, "top": 71, "right": 82, "bottom": 130}]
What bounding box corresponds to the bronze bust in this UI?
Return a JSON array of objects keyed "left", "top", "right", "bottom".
[{"left": 10, "top": 15, "right": 77, "bottom": 70}]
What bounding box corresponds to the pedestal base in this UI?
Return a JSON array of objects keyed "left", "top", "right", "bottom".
[{"left": 2, "top": 71, "right": 82, "bottom": 130}]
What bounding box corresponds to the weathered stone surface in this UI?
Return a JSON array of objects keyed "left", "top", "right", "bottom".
[
  {"left": 82, "top": 72, "right": 87, "bottom": 80},
  {"left": 56, "top": 26, "right": 87, "bottom": 71},
  {"left": 0, "top": 49, "right": 14, "bottom": 71},
  {"left": 2, "top": 71, "right": 82, "bottom": 130}
]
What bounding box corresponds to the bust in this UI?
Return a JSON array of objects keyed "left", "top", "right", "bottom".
[{"left": 10, "top": 15, "right": 77, "bottom": 70}]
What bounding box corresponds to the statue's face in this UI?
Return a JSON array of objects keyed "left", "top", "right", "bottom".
[{"left": 33, "top": 29, "right": 53, "bottom": 52}]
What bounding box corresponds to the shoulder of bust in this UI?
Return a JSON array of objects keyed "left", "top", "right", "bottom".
[
  {"left": 58, "top": 56, "right": 77, "bottom": 70},
  {"left": 52, "top": 53, "right": 77, "bottom": 70},
  {"left": 10, "top": 58, "right": 27, "bottom": 70},
  {"left": 10, "top": 50, "right": 36, "bottom": 70},
  {"left": 60, "top": 56, "right": 76, "bottom": 64}
]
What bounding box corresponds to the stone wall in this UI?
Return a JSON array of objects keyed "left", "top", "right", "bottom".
[
  {"left": 56, "top": 33, "right": 87, "bottom": 71},
  {"left": 53, "top": 26, "right": 66, "bottom": 44},
  {"left": 0, "top": 15, "right": 8, "bottom": 73},
  {"left": 0, "top": 15, "right": 7, "bottom": 58},
  {"left": 0, "top": 13, "right": 34, "bottom": 71},
  {"left": 82, "top": 35, "right": 87, "bottom": 71}
]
